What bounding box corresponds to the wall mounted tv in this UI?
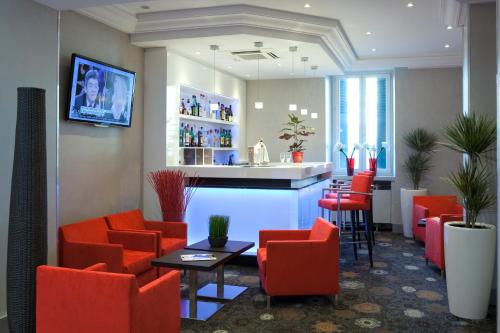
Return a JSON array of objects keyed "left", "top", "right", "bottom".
[{"left": 67, "top": 54, "right": 136, "bottom": 127}]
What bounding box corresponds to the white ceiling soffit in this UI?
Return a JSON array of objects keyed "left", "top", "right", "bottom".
[{"left": 33, "top": 0, "right": 138, "bottom": 11}]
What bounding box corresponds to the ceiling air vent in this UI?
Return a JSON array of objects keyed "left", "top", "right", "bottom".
[
  {"left": 230, "top": 49, "right": 279, "bottom": 61},
  {"left": 266, "top": 52, "right": 279, "bottom": 59}
]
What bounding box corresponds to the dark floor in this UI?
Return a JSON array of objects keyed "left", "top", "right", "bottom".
[{"left": 181, "top": 232, "right": 496, "bottom": 333}]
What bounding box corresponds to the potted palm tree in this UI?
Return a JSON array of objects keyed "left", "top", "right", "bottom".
[
  {"left": 279, "top": 114, "right": 315, "bottom": 163},
  {"left": 400, "top": 128, "right": 438, "bottom": 238},
  {"left": 440, "top": 113, "right": 496, "bottom": 320}
]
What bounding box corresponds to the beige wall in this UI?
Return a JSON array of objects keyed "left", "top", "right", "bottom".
[
  {"left": 0, "top": 0, "right": 59, "bottom": 322},
  {"left": 246, "top": 78, "right": 327, "bottom": 162},
  {"left": 392, "top": 67, "right": 463, "bottom": 227},
  {"left": 59, "top": 11, "right": 144, "bottom": 225}
]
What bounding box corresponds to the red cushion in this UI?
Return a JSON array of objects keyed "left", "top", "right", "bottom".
[
  {"left": 318, "top": 198, "right": 369, "bottom": 211},
  {"left": 309, "top": 218, "right": 333, "bottom": 241},
  {"left": 60, "top": 217, "right": 110, "bottom": 244},
  {"left": 123, "top": 250, "right": 155, "bottom": 275},
  {"left": 161, "top": 238, "right": 186, "bottom": 255},
  {"left": 350, "top": 175, "right": 372, "bottom": 203},
  {"left": 326, "top": 193, "right": 350, "bottom": 199},
  {"left": 107, "top": 209, "right": 146, "bottom": 230},
  {"left": 257, "top": 248, "right": 267, "bottom": 276}
]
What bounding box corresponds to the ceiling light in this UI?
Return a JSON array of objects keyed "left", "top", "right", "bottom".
[
  {"left": 447, "top": 25, "right": 453, "bottom": 30},
  {"left": 209, "top": 45, "right": 219, "bottom": 112},
  {"left": 304, "top": 3, "right": 311, "bottom": 8},
  {"left": 254, "top": 41, "right": 264, "bottom": 111},
  {"left": 277, "top": 63, "right": 281, "bottom": 67},
  {"left": 289, "top": 104, "right": 297, "bottom": 111},
  {"left": 227, "top": 66, "right": 232, "bottom": 69},
  {"left": 301, "top": 109, "right": 308, "bottom": 115},
  {"left": 444, "top": 44, "right": 450, "bottom": 48},
  {"left": 255, "top": 101, "right": 264, "bottom": 110},
  {"left": 195, "top": 51, "right": 201, "bottom": 55},
  {"left": 366, "top": 31, "right": 372, "bottom": 35},
  {"left": 407, "top": 2, "right": 414, "bottom": 8},
  {"left": 311, "top": 113, "right": 318, "bottom": 119},
  {"left": 371, "top": 48, "right": 377, "bottom": 52}
]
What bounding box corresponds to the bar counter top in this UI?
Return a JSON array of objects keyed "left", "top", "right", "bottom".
[{"left": 165, "top": 162, "right": 332, "bottom": 180}]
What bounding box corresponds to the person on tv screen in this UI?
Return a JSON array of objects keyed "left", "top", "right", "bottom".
[
  {"left": 105, "top": 75, "right": 129, "bottom": 123},
  {"left": 74, "top": 69, "right": 100, "bottom": 111}
]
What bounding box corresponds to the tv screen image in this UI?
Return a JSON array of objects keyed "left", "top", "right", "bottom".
[{"left": 67, "top": 54, "right": 136, "bottom": 127}]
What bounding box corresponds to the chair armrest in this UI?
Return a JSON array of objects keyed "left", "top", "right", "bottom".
[
  {"left": 336, "top": 190, "right": 373, "bottom": 197},
  {"left": 413, "top": 204, "right": 429, "bottom": 229},
  {"left": 259, "top": 230, "right": 310, "bottom": 248},
  {"left": 108, "top": 230, "right": 158, "bottom": 253},
  {"left": 136, "top": 270, "right": 181, "bottom": 333},
  {"left": 61, "top": 241, "right": 123, "bottom": 273},
  {"left": 144, "top": 220, "right": 187, "bottom": 239},
  {"left": 84, "top": 263, "right": 108, "bottom": 272}
]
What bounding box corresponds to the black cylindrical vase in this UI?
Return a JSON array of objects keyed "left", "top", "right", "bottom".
[{"left": 7, "top": 88, "right": 47, "bottom": 333}]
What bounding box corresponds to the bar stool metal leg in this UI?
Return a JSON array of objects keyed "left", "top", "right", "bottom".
[{"left": 363, "top": 210, "right": 373, "bottom": 267}]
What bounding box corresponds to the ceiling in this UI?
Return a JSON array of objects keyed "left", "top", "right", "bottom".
[{"left": 35, "top": 0, "right": 468, "bottom": 79}]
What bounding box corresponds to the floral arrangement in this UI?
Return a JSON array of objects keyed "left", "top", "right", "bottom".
[
  {"left": 363, "top": 142, "right": 387, "bottom": 160},
  {"left": 335, "top": 142, "right": 359, "bottom": 159}
]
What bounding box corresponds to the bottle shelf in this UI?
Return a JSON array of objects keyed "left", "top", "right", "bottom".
[
  {"left": 180, "top": 147, "right": 239, "bottom": 151},
  {"left": 179, "top": 114, "right": 238, "bottom": 126}
]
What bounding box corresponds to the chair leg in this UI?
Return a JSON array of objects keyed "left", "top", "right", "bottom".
[
  {"left": 369, "top": 208, "right": 375, "bottom": 246},
  {"left": 363, "top": 210, "right": 373, "bottom": 268},
  {"left": 350, "top": 211, "right": 358, "bottom": 260},
  {"left": 329, "top": 295, "right": 338, "bottom": 306},
  {"left": 441, "top": 270, "right": 446, "bottom": 279},
  {"left": 425, "top": 258, "right": 428, "bottom": 265},
  {"left": 266, "top": 295, "right": 271, "bottom": 309},
  {"left": 355, "top": 210, "right": 362, "bottom": 249}
]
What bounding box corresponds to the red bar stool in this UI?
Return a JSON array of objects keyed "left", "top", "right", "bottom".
[{"left": 319, "top": 174, "right": 374, "bottom": 267}]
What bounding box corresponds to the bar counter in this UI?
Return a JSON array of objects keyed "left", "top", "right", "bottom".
[{"left": 166, "top": 162, "right": 332, "bottom": 254}]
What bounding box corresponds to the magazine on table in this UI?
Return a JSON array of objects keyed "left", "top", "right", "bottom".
[{"left": 181, "top": 253, "right": 217, "bottom": 262}]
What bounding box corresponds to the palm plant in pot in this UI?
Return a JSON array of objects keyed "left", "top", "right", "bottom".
[
  {"left": 279, "top": 114, "right": 315, "bottom": 163},
  {"left": 208, "top": 215, "right": 230, "bottom": 248},
  {"left": 400, "top": 128, "right": 438, "bottom": 238},
  {"left": 440, "top": 113, "right": 496, "bottom": 320}
]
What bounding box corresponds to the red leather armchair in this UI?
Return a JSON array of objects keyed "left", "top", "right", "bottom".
[
  {"left": 257, "top": 217, "right": 339, "bottom": 307},
  {"left": 106, "top": 209, "right": 187, "bottom": 257},
  {"left": 36, "top": 263, "right": 180, "bottom": 333},
  {"left": 59, "top": 217, "right": 157, "bottom": 286},
  {"left": 412, "top": 196, "right": 463, "bottom": 243}
]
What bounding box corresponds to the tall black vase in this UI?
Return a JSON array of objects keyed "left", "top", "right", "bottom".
[{"left": 7, "top": 88, "right": 48, "bottom": 333}]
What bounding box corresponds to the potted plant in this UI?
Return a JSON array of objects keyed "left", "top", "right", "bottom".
[
  {"left": 208, "top": 215, "right": 230, "bottom": 248},
  {"left": 279, "top": 114, "right": 315, "bottom": 163},
  {"left": 400, "top": 128, "right": 438, "bottom": 238},
  {"left": 440, "top": 113, "right": 496, "bottom": 320},
  {"left": 336, "top": 142, "right": 359, "bottom": 176}
]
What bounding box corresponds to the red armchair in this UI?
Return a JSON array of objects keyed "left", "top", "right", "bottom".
[
  {"left": 59, "top": 217, "right": 157, "bottom": 286},
  {"left": 106, "top": 209, "right": 187, "bottom": 257},
  {"left": 257, "top": 217, "right": 339, "bottom": 307},
  {"left": 412, "top": 196, "right": 463, "bottom": 243},
  {"left": 36, "top": 263, "right": 180, "bottom": 333},
  {"left": 425, "top": 211, "right": 463, "bottom": 275}
]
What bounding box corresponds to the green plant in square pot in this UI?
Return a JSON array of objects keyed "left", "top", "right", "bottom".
[
  {"left": 208, "top": 215, "right": 230, "bottom": 248},
  {"left": 440, "top": 113, "right": 496, "bottom": 320},
  {"left": 279, "top": 114, "right": 315, "bottom": 163},
  {"left": 400, "top": 128, "right": 438, "bottom": 238}
]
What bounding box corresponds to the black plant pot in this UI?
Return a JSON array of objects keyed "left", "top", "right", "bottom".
[
  {"left": 7, "top": 88, "right": 47, "bottom": 333},
  {"left": 208, "top": 236, "right": 228, "bottom": 248}
]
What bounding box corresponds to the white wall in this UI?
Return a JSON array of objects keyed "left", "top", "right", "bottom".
[
  {"left": 59, "top": 11, "right": 145, "bottom": 226},
  {"left": 143, "top": 50, "right": 247, "bottom": 219},
  {"left": 0, "top": 0, "right": 59, "bottom": 322},
  {"left": 246, "top": 78, "right": 327, "bottom": 162},
  {"left": 392, "top": 67, "right": 463, "bottom": 228}
]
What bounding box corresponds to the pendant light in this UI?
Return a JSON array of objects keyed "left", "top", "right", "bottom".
[
  {"left": 288, "top": 46, "right": 298, "bottom": 111},
  {"left": 209, "top": 45, "right": 219, "bottom": 111},
  {"left": 254, "top": 41, "right": 264, "bottom": 110},
  {"left": 310, "top": 65, "right": 319, "bottom": 119},
  {"left": 300, "top": 56, "right": 308, "bottom": 116}
]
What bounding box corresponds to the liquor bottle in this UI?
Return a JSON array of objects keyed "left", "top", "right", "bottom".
[
  {"left": 227, "top": 129, "right": 232, "bottom": 147},
  {"left": 191, "top": 95, "right": 197, "bottom": 116},
  {"left": 217, "top": 102, "right": 221, "bottom": 120},
  {"left": 220, "top": 104, "right": 225, "bottom": 121},
  {"left": 186, "top": 98, "right": 191, "bottom": 115},
  {"left": 189, "top": 126, "right": 195, "bottom": 147},
  {"left": 179, "top": 98, "right": 185, "bottom": 115},
  {"left": 220, "top": 129, "right": 225, "bottom": 147},
  {"left": 228, "top": 105, "right": 233, "bottom": 122},
  {"left": 199, "top": 126, "right": 204, "bottom": 147},
  {"left": 179, "top": 122, "right": 184, "bottom": 147},
  {"left": 214, "top": 129, "right": 219, "bottom": 147}
]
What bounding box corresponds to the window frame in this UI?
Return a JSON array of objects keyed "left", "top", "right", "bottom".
[{"left": 333, "top": 73, "right": 394, "bottom": 176}]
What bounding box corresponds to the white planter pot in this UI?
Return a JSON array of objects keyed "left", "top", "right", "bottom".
[
  {"left": 444, "top": 222, "right": 496, "bottom": 320},
  {"left": 400, "top": 188, "right": 427, "bottom": 238}
]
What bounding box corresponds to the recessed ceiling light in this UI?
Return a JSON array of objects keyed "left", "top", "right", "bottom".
[
  {"left": 227, "top": 66, "right": 232, "bottom": 69},
  {"left": 366, "top": 31, "right": 372, "bottom": 36},
  {"left": 195, "top": 51, "right": 201, "bottom": 55},
  {"left": 304, "top": 3, "right": 311, "bottom": 8},
  {"left": 140, "top": 5, "right": 150, "bottom": 10},
  {"left": 444, "top": 44, "right": 450, "bottom": 48},
  {"left": 447, "top": 25, "right": 453, "bottom": 30},
  {"left": 407, "top": 2, "right": 414, "bottom": 8},
  {"left": 277, "top": 63, "right": 281, "bottom": 67},
  {"left": 371, "top": 48, "right": 377, "bottom": 52}
]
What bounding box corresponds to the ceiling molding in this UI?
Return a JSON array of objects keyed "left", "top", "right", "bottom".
[
  {"left": 77, "top": 5, "right": 137, "bottom": 33},
  {"left": 351, "top": 54, "right": 463, "bottom": 71}
]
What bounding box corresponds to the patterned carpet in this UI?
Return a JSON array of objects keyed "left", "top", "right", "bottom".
[{"left": 181, "top": 232, "right": 496, "bottom": 333}]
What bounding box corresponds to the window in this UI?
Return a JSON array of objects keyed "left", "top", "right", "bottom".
[{"left": 334, "top": 74, "right": 393, "bottom": 175}]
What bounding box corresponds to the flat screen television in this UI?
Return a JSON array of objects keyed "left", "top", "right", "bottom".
[{"left": 67, "top": 54, "right": 136, "bottom": 127}]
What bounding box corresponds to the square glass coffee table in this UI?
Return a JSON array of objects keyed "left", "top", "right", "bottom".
[{"left": 185, "top": 240, "right": 254, "bottom": 301}]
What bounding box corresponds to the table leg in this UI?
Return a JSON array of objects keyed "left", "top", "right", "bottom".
[
  {"left": 189, "top": 270, "right": 198, "bottom": 319},
  {"left": 217, "top": 264, "right": 224, "bottom": 298}
]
